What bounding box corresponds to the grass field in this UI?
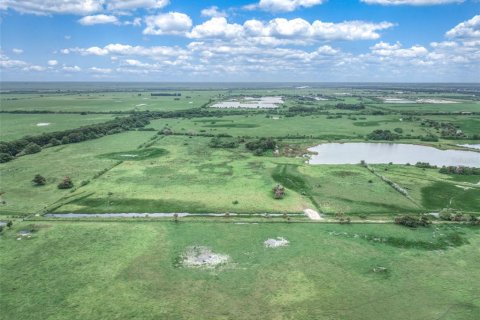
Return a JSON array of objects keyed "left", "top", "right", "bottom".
[
  {"left": 1, "top": 221, "right": 479, "bottom": 320},
  {"left": 0, "top": 90, "right": 219, "bottom": 112},
  {"left": 0, "top": 113, "right": 117, "bottom": 141}
]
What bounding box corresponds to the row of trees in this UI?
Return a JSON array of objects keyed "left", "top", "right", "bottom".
[{"left": 439, "top": 166, "right": 480, "bottom": 175}]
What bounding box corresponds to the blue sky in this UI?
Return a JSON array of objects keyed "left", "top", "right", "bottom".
[{"left": 0, "top": 0, "right": 479, "bottom": 82}]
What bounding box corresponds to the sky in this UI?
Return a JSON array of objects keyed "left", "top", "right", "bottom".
[{"left": 0, "top": 0, "right": 479, "bottom": 82}]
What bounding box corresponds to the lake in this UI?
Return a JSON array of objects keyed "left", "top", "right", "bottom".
[{"left": 308, "top": 143, "right": 480, "bottom": 167}]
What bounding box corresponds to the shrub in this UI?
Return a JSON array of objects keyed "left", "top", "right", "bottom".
[
  {"left": 0, "top": 153, "right": 14, "bottom": 163},
  {"left": 394, "top": 215, "right": 430, "bottom": 228},
  {"left": 32, "top": 174, "right": 46, "bottom": 186},
  {"left": 273, "top": 184, "right": 285, "bottom": 199},
  {"left": 23, "top": 142, "right": 42, "bottom": 155},
  {"left": 57, "top": 176, "right": 74, "bottom": 189}
]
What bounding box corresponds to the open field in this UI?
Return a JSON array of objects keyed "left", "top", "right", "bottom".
[
  {"left": 0, "top": 90, "right": 219, "bottom": 112},
  {"left": 1, "top": 221, "right": 479, "bottom": 320},
  {"left": 0, "top": 113, "right": 117, "bottom": 141},
  {"left": 1, "top": 84, "right": 479, "bottom": 217}
]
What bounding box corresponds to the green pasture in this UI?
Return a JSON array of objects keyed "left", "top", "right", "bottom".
[
  {"left": 1, "top": 221, "right": 479, "bottom": 320},
  {"left": 147, "top": 114, "right": 429, "bottom": 139},
  {"left": 0, "top": 90, "right": 219, "bottom": 112},
  {"left": 0, "top": 113, "right": 117, "bottom": 141},
  {"left": 0, "top": 131, "right": 155, "bottom": 216}
]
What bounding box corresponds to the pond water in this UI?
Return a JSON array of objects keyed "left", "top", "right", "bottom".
[
  {"left": 308, "top": 143, "right": 480, "bottom": 167},
  {"left": 44, "top": 213, "right": 286, "bottom": 218},
  {"left": 458, "top": 144, "right": 480, "bottom": 150},
  {"left": 210, "top": 96, "right": 283, "bottom": 109}
]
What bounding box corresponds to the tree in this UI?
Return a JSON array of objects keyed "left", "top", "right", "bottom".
[
  {"left": 0, "top": 153, "right": 14, "bottom": 163},
  {"left": 23, "top": 142, "right": 42, "bottom": 155},
  {"left": 58, "top": 176, "right": 74, "bottom": 189},
  {"left": 6, "top": 220, "right": 12, "bottom": 229},
  {"left": 32, "top": 174, "right": 46, "bottom": 186},
  {"left": 273, "top": 184, "right": 285, "bottom": 199}
]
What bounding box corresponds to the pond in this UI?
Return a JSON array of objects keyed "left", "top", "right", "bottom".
[
  {"left": 307, "top": 143, "right": 480, "bottom": 167},
  {"left": 44, "top": 213, "right": 286, "bottom": 218},
  {"left": 458, "top": 144, "right": 480, "bottom": 150}
]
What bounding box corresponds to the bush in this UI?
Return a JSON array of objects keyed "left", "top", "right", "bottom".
[
  {"left": 32, "top": 174, "right": 46, "bottom": 186},
  {"left": 367, "top": 130, "right": 398, "bottom": 141},
  {"left": 0, "top": 153, "right": 14, "bottom": 163},
  {"left": 23, "top": 142, "right": 42, "bottom": 155},
  {"left": 246, "top": 138, "right": 276, "bottom": 155},
  {"left": 273, "top": 184, "right": 285, "bottom": 199},
  {"left": 394, "top": 215, "right": 430, "bottom": 228},
  {"left": 58, "top": 176, "right": 74, "bottom": 189}
]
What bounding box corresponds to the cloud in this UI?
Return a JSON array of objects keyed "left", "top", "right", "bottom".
[
  {"left": 201, "top": 6, "right": 227, "bottom": 18},
  {"left": 446, "top": 15, "right": 480, "bottom": 39},
  {"left": 188, "top": 17, "right": 243, "bottom": 39},
  {"left": 0, "top": 0, "right": 104, "bottom": 15},
  {"left": 63, "top": 65, "right": 82, "bottom": 72},
  {"left": 188, "top": 17, "right": 394, "bottom": 42},
  {"left": 0, "top": 54, "right": 28, "bottom": 68},
  {"left": 12, "top": 48, "right": 23, "bottom": 54},
  {"left": 68, "top": 43, "right": 186, "bottom": 59},
  {"left": 106, "top": 0, "right": 169, "bottom": 11},
  {"left": 370, "top": 41, "right": 428, "bottom": 57},
  {"left": 48, "top": 59, "right": 59, "bottom": 66},
  {"left": 361, "top": 0, "right": 463, "bottom": 5},
  {"left": 24, "top": 65, "right": 46, "bottom": 71},
  {"left": 143, "top": 12, "right": 192, "bottom": 35},
  {"left": 0, "top": 0, "right": 169, "bottom": 15},
  {"left": 78, "top": 14, "right": 119, "bottom": 25},
  {"left": 246, "top": 0, "right": 325, "bottom": 12},
  {"left": 90, "top": 67, "right": 112, "bottom": 73}
]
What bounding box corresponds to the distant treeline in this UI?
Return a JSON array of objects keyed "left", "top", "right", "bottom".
[
  {"left": 0, "top": 115, "right": 150, "bottom": 163},
  {"left": 151, "top": 93, "right": 181, "bottom": 96}
]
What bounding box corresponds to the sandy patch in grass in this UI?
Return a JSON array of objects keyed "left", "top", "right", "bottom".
[
  {"left": 181, "top": 246, "right": 229, "bottom": 268},
  {"left": 36, "top": 122, "right": 51, "bottom": 126},
  {"left": 304, "top": 208, "right": 323, "bottom": 220},
  {"left": 264, "top": 237, "right": 289, "bottom": 248}
]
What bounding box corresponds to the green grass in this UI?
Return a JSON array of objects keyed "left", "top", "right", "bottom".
[
  {"left": 0, "top": 131, "right": 156, "bottom": 216},
  {"left": 53, "top": 136, "right": 312, "bottom": 214},
  {"left": 98, "top": 148, "right": 168, "bottom": 161},
  {"left": 1, "top": 221, "right": 479, "bottom": 320},
  {"left": 0, "top": 90, "right": 219, "bottom": 112},
  {"left": 0, "top": 113, "right": 117, "bottom": 141}
]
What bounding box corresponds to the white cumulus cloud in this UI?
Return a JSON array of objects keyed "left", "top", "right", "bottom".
[
  {"left": 247, "top": 0, "right": 325, "bottom": 12},
  {"left": 188, "top": 17, "right": 394, "bottom": 41},
  {"left": 361, "top": 0, "right": 463, "bottom": 5},
  {"left": 48, "top": 60, "right": 58, "bottom": 66},
  {"left": 0, "top": 0, "right": 104, "bottom": 15},
  {"left": 446, "top": 15, "right": 480, "bottom": 39},
  {"left": 201, "top": 6, "right": 227, "bottom": 18},
  {"left": 78, "top": 14, "right": 119, "bottom": 25},
  {"left": 106, "top": 0, "right": 169, "bottom": 11},
  {"left": 143, "top": 12, "right": 192, "bottom": 35}
]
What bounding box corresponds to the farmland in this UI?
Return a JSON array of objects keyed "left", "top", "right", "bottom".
[{"left": 0, "top": 83, "right": 479, "bottom": 319}]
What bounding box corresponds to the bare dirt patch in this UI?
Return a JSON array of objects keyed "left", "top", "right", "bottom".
[
  {"left": 180, "top": 246, "right": 229, "bottom": 268},
  {"left": 264, "top": 237, "right": 289, "bottom": 248}
]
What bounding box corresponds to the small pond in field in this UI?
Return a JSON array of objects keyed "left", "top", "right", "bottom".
[
  {"left": 307, "top": 143, "right": 480, "bottom": 167},
  {"left": 458, "top": 144, "right": 480, "bottom": 150}
]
